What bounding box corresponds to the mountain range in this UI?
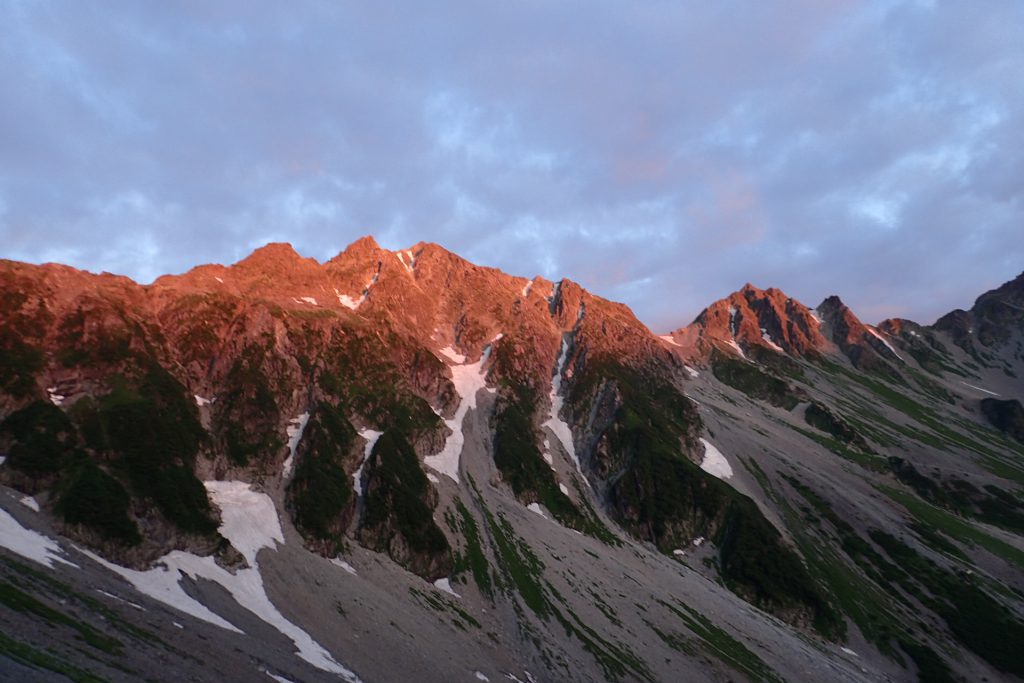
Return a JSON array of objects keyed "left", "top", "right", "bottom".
[{"left": 1, "top": 236, "right": 1022, "bottom": 682}]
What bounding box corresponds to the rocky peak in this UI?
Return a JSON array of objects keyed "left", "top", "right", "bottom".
[
  {"left": 233, "top": 242, "right": 312, "bottom": 272},
  {"left": 817, "top": 295, "right": 902, "bottom": 369},
  {"left": 669, "top": 283, "right": 828, "bottom": 360}
]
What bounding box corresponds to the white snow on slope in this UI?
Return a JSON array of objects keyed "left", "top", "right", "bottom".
[
  {"left": 438, "top": 346, "right": 467, "bottom": 364},
  {"left": 728, "top": 305, "right": 739, "bottom": 337},
  {"left": 760, "top": 329, "right": 784, "bottom": 352},
  {"left": 559, "top": 482, "right": 569, "bottom": 495},
  {"left": 282, "top": 413, "right": 310, "bottom": 480},
  {"left": 205, "top": 481, "right": 283, "bottom": 565},
  {"left": 960, "top": 381, "right": 999, "bottom": 397},
  {"left": 475, "top": 672, "right": 490, "bottom": 681},
  {"left": 396, "top": 250, "right": 416, "bottom": 273},
  {"left": 80, "top": 548, "right": 240, "bottom": 632},
  {"left": 543, "top": 336, "right": 588, "bottom": 486},
  {"left": 724, "top": 339, "right": 747, "bottom": 359},
  {"left": 19, "top": 495, "right": 39, "bottom": 512},
  {"left": 96, "top": 589, "right": 145, "bottom": 611},
  {"left": 215, "top": 277, "right": 224, "bottom": 284},
  {"left": 335, "top": 288, "right": 360, "bottom": 310},
  {"left": 194, "top": 395, "right": 213, "bottom": 407},
  {"left": 867, "top": 327, "right": 903, "bottom": 361},
  {"left": 424, "top": 338, "right": 500, "bottom": 482},
  {"left": 331, "top": 558, "right": 358, "bottom": 576},
  {"left": 352, "top": 429, "right": 383, "bottom": 496},
  {"left": 684, "top": 365, "right": 700, "bottom": 379},
  {"left": 0, "top": 507, "right": 78, "bottom": 568},
  {"left": 810, "top": 308, "right": 823, "bottom": 324},
  {"left": 698, "top": 438, "right": 733, "bottom": 479},
  {"left": 521, "top": 278, "right": 534, "bottom": 297},
  {"left": 267, "top": 673, "right": 297, "bottom": 683},
  {"left": 659, "top": 335, "right": 681, "bottom": 347},
  {"left": 335, "top": 266, "right": 380, "bottom": 310},
  {"left": 434, "top": 577, "right": 461, "bottom": 598},
  {"left": 526, "top": 503, "right": 548, "bottom": 520},
  {"left": 47, "top": 386, "right": 65, "bottom": 406},
  {"left": 82, "top": 482, "right": 360, "bottom": 679},
  {"left": 301, "top": 297, "right": 318, "bottom": 305}
]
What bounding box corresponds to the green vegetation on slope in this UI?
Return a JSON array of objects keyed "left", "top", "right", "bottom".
[
  {"left": 711, "top": 352, "right": 801, "bottom": 409},
  {"left": 287, "top": 403, "right": 356, "bottom": 552},
  {"left": 568, "top": 356, "right": 840, "bottom": 636},
  {"left": 359, "top": 430, "right": 451, "bottom": 578}
]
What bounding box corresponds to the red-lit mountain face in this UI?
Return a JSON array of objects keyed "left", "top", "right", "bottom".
[{"left": 0, "top": 241, "right": 1021, "bottom": 683}]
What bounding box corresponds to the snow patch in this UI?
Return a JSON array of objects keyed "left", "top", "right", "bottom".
[
  {"left": 684, "top": 365, "right": 700, "bottom": 379},
  {"left": 336, "top": 265, "right": 380, "bottom": 310},
  {"left": 205, "top": 481, "right": 283, "bottom": 565},
  {"left": 434, "top": 577, "right": 461, "bottom": 598},
  {"left": 960, "top": 381, "right": 999, "bottom": 397},
  {"left": 728, "top": 305, "right": 739, "bottom": 337},
  {"left": 215, "top": 277, "right": 224, "bottom": 284},
  {"left": 659, "top": 335, "right": 681, "bottom": 347},
  {"left": 0, "top": 507, "right": 77, "bottom": 568},
  {"left": 425, "top": 336, "right": 501, "bottom": 482},
  {"left": 543, "top": 336, "right": 588, "bottom": 487},
  {"left": 840, "top": 647, "right": 858, "bottom": 657},
  {"left": 760, "top": 329, "right": 783, "bottom": 352},
  {"left": 692, "top": 536, "right": 705, "bottom": 547},
  {"left": 301, "top": 296, "right": 318, "bottom": 305},
  {"left": 352, "top": 429, "right": 383, "bottom": 497},
  {"left": 475, "top": 673, "right": 490, "bottom": 682},
  {"left": 19, "top": 495, "right": 39, "bottom": 512},
  {"left": 81, "top": 482, "right": 359, "bottom": 679},
  {"left": 549, "top": 281, "right": 561, "bottom": 303},
  {"left": 526, "top": 503, "right": 548, "bottom": 519},
  {"left": 396, "top": 250, "right": 416, "bottom": 273},
  {"left": 724, "top": 339, "right": 747, "bottom": 359},
  {"left": 438, "top": 346, "right": 467, "bottom": 364},
  {"left": 267, "top": 673, "right": 298, "bottom": 683},
  {"left": 426, "top": 473, "right": 440, "bottom": 484},
  {"left": 282, "top": 413, "right": 310, "bottom": 480},
  {"left": 521, "top": 278, "right": 534, "bottom": 297},
  {"left": 558, "top": 482, "right": 569, "bottom": 496},
  {"left": 867, "top": 327, "right": 903, "bottom": 362},
  {"left": 172, "top": 621, "right": 183, "bottom": 629},
  {"left": 698, "top": 438, "right": 733, "bottom": 479},
  {"left": 810, "top": 308, "right": 823, "bottom": 324},
  {"left": 672, "top": 549, "right": 685, "bottom": 557},
  {"left": 331, "top": 558, "right": 358, "bottom": 576},
  {"left": 194, "top": 395, "right": 213, "bottom": 407},
  {"left": 47, "top": 386, "right": 65, "bottom": 406},
  {"left": 96, "top": 589, "right": 145, "bottom": 611}
]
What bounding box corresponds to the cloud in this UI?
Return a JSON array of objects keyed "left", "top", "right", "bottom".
[{"left": 1, "top": 0, "right": 1022, "bottom": 330}]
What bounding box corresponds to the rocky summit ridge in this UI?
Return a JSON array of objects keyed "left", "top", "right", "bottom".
[{"left": 0, "top": 238, "right": 1022, "bottom": 683}]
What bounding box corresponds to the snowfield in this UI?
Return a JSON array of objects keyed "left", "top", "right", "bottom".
[
  {"left": 425, "top": 336, "right": 500, "bottom": 482},
  {"left": 698, "top": 438, "right": 733, "bottom": 479},
  {"left": 352, "top": 428, "right": 383, "bottom": 496},
  {"left": 543, "top": 336, "right": 588, "bottom": 486},
  {"left": 0, "top": 507, "right": 78, "bottom": 569},
  {"left": 282, "top": 412, "right": 310, "bottom": 480},
  {"left": 81, "top": 482, "right": 361, "bottom": 680}
]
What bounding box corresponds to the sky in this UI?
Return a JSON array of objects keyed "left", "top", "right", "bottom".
[{"left": 1, "top": 0, "right": 1022, "bottom": 332}]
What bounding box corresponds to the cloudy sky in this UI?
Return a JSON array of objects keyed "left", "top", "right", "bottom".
[{"left": 2, "top": 1, "right": 1022, "bottom": 331}]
